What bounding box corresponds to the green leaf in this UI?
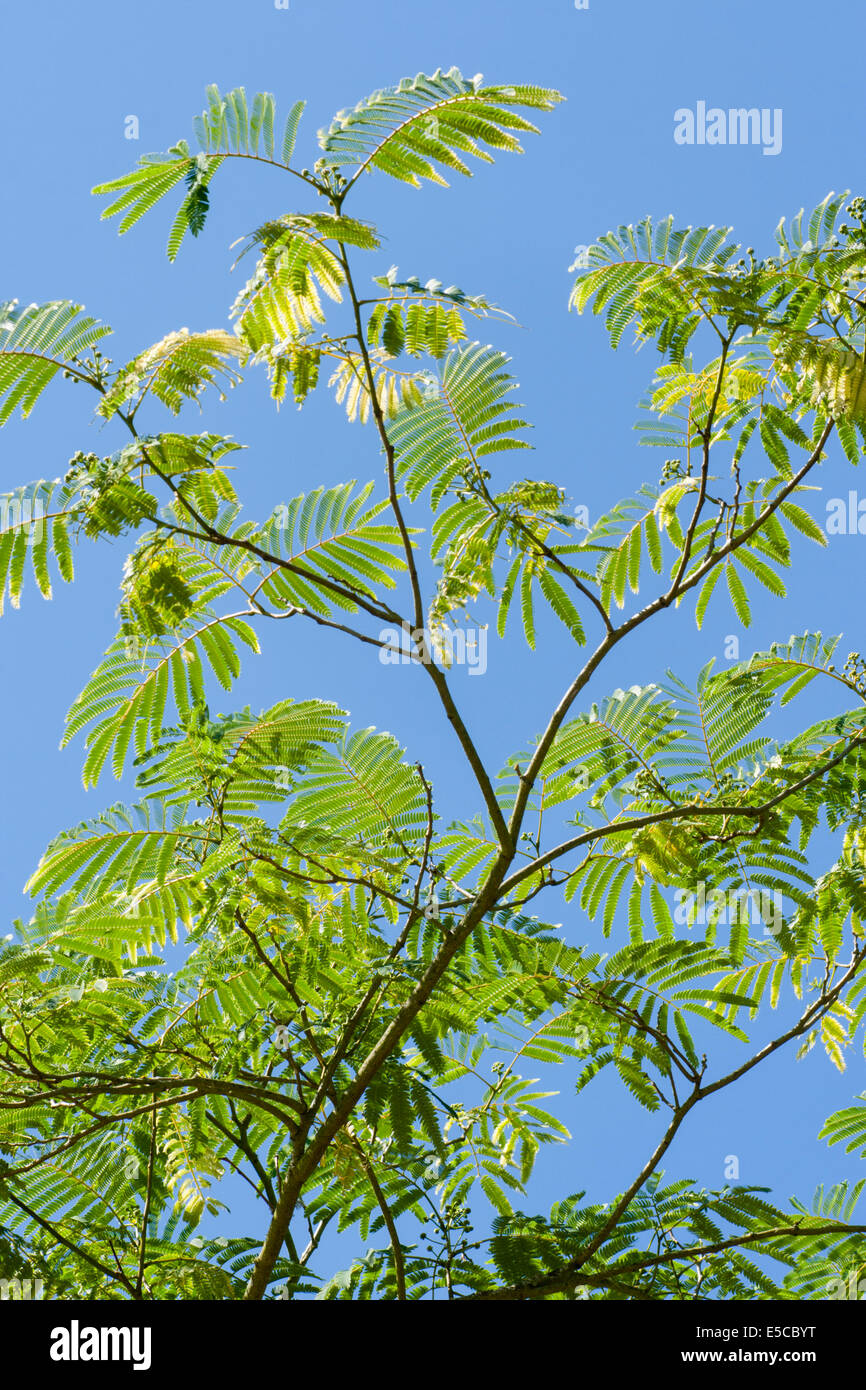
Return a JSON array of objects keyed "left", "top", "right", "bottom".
[
  {"left": 0, "top": 301, "right": 111, "bottom": 424},
  {"left": 725, "top": 561, "right": 751, "bottom": 627},
  {"left": 318, "top": 69, "right": 562, "bottom": 189}
]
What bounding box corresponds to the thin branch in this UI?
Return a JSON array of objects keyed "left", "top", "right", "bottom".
[
  {"left": 462, "top": 1221, "right": 866, "bottom": 1301},
  {"left": 3, "top": 1189, "right": 137, "bottom": 1296},
  {"left": 134, "top": 1099, "right": 158, "bottom": 1298}
]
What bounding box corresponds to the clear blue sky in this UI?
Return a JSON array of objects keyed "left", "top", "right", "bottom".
[{"left": 1, "top": 0, "right": 864, "bottom": 1281}]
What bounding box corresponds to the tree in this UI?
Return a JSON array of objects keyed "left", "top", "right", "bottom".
[{"left": 1, "top": 69, "right": 866, "bottom": 1301}]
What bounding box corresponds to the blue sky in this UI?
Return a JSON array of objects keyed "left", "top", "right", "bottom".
[{"left": 1, "top": 0, "right": 865, "bottom": 1286}]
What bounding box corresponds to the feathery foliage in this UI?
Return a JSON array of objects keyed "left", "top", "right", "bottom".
[{"left": 2, "top": 77, "right": 866, "bottom": 1306}]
